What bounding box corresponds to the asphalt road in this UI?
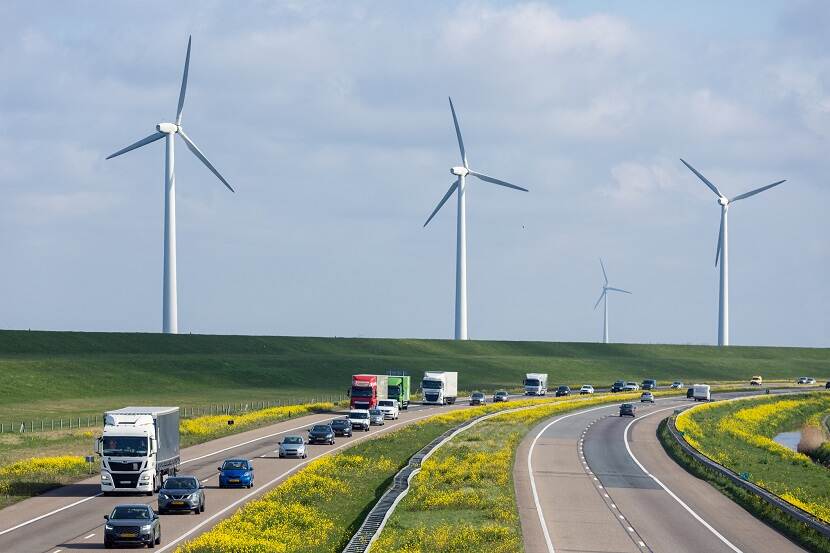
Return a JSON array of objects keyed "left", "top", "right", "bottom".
[
  {"left": 515, "top": 392, "right": 809, "bottom": 553},
  {"left": 0, "top": 400, "right": 479, "bottom": 553}
]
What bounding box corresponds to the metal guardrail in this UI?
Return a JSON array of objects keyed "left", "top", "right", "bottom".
[{"left": 667, "top": 414, "right": 830, "bottom": 539}]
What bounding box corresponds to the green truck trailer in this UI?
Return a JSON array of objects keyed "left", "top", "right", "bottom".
[{"left": 387, "top": 375, "right": 410, "bottom": 410}]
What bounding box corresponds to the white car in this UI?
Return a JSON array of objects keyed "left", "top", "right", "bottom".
[
  {"left": 579, "top": 385, "right": 594, "bottom": 395},
  {"left": 278, "top": 435, "right": 307, "bottom": 459},
  {"left": 376, "top": 399, "right": 400, "bottom": 420},
  {"left": 622, "top": 382, "right": 640, "bottom": 392},
  {"left": 804, "top": 377, "right": 816, "bottom": 385},
  {"left": 670, "top": 381, "right": 684, "bottom": 389},
  {"left": 348, "top": 409, "right": 371, "bottom": 431}
]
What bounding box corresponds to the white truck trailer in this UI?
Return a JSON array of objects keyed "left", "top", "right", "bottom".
[
  {"left": 692, "top": 384, "right": 711, "bottom": 401},
  {"left": 95, "top": 407, "right": 180, "bottom": 495},
  {"left": 421, "top": 371, "right": 458, "bottom": 405},
  {"left": 524, "top": 373, "right": 548, "bottom": 396}
]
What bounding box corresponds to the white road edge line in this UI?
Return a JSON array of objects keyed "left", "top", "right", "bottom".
[{"left": 623, "top": 406, "right": 744, "bottom": 553}]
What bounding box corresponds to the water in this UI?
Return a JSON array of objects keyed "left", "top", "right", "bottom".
[{"left": 773, "top": 430, "right": 802, "bottom": 452}]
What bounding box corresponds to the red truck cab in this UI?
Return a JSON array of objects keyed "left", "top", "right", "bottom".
[{"left": 350, "top": 374, "right": 378, "bottom": 409}]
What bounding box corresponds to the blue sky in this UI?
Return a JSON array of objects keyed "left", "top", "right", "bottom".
[{"left": 0, "top": 1, "right": 827, "bottom": 346}]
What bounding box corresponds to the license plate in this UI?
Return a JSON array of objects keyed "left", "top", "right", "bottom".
[
  {"left": 120, "top": 532, "right": 138, "bottom": 538},
  {"left": 172, "top": 501, "right": 185, "bottom": 505},
  {"left": 229, "top": 479, "right": 239, "bottom": 483}
]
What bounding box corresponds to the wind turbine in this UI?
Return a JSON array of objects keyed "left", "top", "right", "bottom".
[
  {"left": 680, "top": 159, "right": 785, "bottom": 346},
  {"left": 107, "top": 36, "right": 234, "bottom": 334},
  {"left": 423, "top": 97, "right": 528, "bottom": 340},
  {"left": 593, "top": 259, "right": 631, "bottom": 344}
]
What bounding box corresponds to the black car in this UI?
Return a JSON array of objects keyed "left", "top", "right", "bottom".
[
  {"left": 619, "top": 403, "right": 636, "bottom": 417},
  {"left": 611, "top": 380, "right": 625, "bottom": 393},
  {"left": 470, "top": 391, "right": 486, "bottom": 405},
  {"left": 158, "top": 476, "right": 204, "bottom": 515},
  {"left": 826, "top": 381, "right": 830, "bottom": 389},
  {"left": 493, "top": 391, "right": 509, "bottom": 402},
  {"left": 330, "top": 418, "right": 353, "bottom": 437},
  {"left": 555, "top": 385, "right": 570, "bottom": 397},
  {"left": 308, "top": 424, "right": 335, "bottom": 445},
  {"left": 104, "top": 504, "right": 161, "bottom": 548},
  {"left": 686, "top": 387, "right": 694, "bottom": 399},
  {"left": 642, "top": 379, "right": 656, "bottom": 390}
]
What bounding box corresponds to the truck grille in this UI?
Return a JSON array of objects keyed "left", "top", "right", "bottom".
[
  {"left": 425, "top": 394, "right": 439, "bottom": 402},
  {"left": 108, "top": 461, "right": 143, "bottom": 471},
  {"left": 112, "top": 474, "right": 140, "bottom": 488}
]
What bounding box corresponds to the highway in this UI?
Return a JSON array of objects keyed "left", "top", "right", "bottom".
[
  {"left": 0, "top": 400, "right": 470, "bottom": 553},
  {"left": 515, "top": 393, "right": 807, "bottom": 553}
]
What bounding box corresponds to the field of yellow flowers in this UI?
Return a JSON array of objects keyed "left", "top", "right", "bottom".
[{"left": 676, "top": 392, "right": 830, "bottom": 522}]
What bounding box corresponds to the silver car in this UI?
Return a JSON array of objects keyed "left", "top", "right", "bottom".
[
  {"left": 278, "top": 435, "right": 307, "bottom": 459},
  {"left": 369, "top": 408, "right": 385, "bottom": 426},
  {"left": 157, "top": 476, "right": 204, "bottom": 515}
]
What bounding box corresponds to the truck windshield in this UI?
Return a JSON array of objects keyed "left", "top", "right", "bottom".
[
  {"left": 422, "top": 380, "right": 443, "bottom": 389},
  {"left": 351, "top": 387, "right": 373, "bottom": 397},
  {"left": 525, "top": 379, "right": 540, "bottom": 386},
  {"left": 388, "top": 385, "right": 400, "bottom": 396},
  {"left": 103, "top": 436, "right": 148, "bottom": 457}
]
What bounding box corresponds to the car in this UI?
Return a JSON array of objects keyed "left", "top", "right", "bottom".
[
  {"left": 670, "top": 381, "right": 684, "bottom": 389},
  {"left": 218, "top": 459, "right": 254, "bottom": 488},
  {"left": 622, "top": 381, "right": 639, "bottom": 392},
  {"left": 369, "top": 408, "right": 385, "bottom": 426},
  {"left": 376, "top": 399, "right": 400, "bottom": 419},
  {"left": 157, "top": 475, "right": 204, "bottom": 515},
  {"left": 308, "top": 424, "right": 336, "bottom": 444},
  {"left": 750, "top": 375, "right": 763, "bottom": 386},
  {"left": 797, "top": 377, "right": 808, "bottom": 384},
  {"left": 348, "top": 409, "right": 371, "bottom": 432},
  {"left": 555, "top": 385, "right": 570, "bottom": 397},
  {"left": 619, "top": 403, "right": 636, "bottom": 417},
  {"left": 470, "top": 391, "right": 486, "bottom": 405},
  {"left": 640, "top": 391, "right": 655, "bottom": 403},
  {"left": 641, "top": 379, "right": 657, "bottom": 390},
  {"left": 330, "top": 418, "right": 353, "bottom": 437},
  {"left": 493, "top": 390, "right": 510, "bottom": 402},
  {"left": 104, "top": 504, "right": 161, "bottom": 549},
  {"left": 804, "top": 377, "right": 816, "bottom": 385},
  {"left": 579, "top": 385, "right": 594, "bottom": 395},
  {"left": 826, "top": 381, "right": 830, "bottom": 389},
  {"left": 278, "top": 435, "right": 307, "bottom": 459},
  {"left": 611, "top": 380, "right": 626, "bottom": 393},
  {"left": 686, "top": 387, "right": 694, "bottom": 399}
]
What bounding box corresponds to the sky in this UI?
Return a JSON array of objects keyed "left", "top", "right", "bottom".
[{"left": 0, "top": 1, "right": 827, "bottom": 347}]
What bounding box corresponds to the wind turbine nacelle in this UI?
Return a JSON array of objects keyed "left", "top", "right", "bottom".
[
  {"left": 718, "top": 196, "right": 729, "bottom": 206},
  {"left": 156, "top": 123, "right": 179, "bottom": 134},
  {"left": 450, "top": 166, "right": 469, "bottom": 177}
]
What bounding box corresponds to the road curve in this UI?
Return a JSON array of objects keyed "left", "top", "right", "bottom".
[{"left": 516, "top": 395, "right": 807, "bottom": 553}]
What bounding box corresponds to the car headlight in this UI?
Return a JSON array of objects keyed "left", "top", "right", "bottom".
[
  {"left": 105, "top": 524, "right": 114, "bottom": 531},
  {"left": 141, "top": 524, "right": 153, "bottom": 532},
  {"left": 244, "top": 472, "right": 251, "bottom": 477},
  {"left": 158, "top": 493, "right": 168, "bottom": 499}
]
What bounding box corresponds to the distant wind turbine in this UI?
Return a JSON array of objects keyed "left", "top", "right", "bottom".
[
  {"left": 680, "top": 159, "right": 785, "bottom": 346},
  {"left": 424, "top": 97, "right": 528, "bottom": 340},
  {"left": 107, "top": 36, "right": 234, "bottom": 334},
  {"left": 593, "top": 259, "right": 631, "bottom": 344}
]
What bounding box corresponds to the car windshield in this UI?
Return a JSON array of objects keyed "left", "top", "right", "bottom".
[
  {"left": 162, "top": 477, "right": 198, "bottom": 490},
  {"left": 472, "top": 393, "right": 484, "bottom": 398},
  {"left": 581, "top": 385, "right": 591, "bottom": 389},
  {"left": 283, "top": 436, "right": 303, "bottom": 444},
  {"left": 525, "top": 379, "right": 540, "bottom": 386},
  {"left": 558, "top": 386, "right": 568, "bottom": 391},
  {"left": 370, "top": 409, "right": 382, "bottom": 415},
  {"left": 102, "top": 436, "right": 148, "bottom": 457},
  {"left": 422, "top": 380, "right": 443, "bottom": 389},
  {"left": 351, "top": 387, "right": 373, "bottom": 397},
  {"left": 621, "top": 404, "right": 633, "bottom": 409},
  {"left": 222, "top": 460, "right": 248, "bottom": 470},
  {"left": 626, "top": 382, "right": 636, "bottom": 385},
  {"left": 332, "top": 419, "right": 348, "bottom": 426},
  {"left": 496, "top": 391, "right": 507, "bottom": 395},
  {"left": 111, "top": 506, "right": 151, "bottom": 520},
  {"left": 379, "top": 401, "right": 393, "bottom": 407},
  {"left": 350, "top": 412, "right": 369, "bottom": 419},
  {"left": 311, "top": 425, "right": 331, "bottom": 432}
]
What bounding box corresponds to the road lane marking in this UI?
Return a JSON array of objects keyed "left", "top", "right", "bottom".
[
  {"left": 83, "top": 533, "right": 95, "bottom": 539},
  {"left": 623, "top": 407, "right": 744, "bottom": 553}
]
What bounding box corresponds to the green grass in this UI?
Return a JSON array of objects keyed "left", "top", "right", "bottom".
[
  {"left": 658, "top": 419, "right": 830, "bottom": 553},
  {"left": 1, "top": 329, "right": 828, "bottom": 423}
]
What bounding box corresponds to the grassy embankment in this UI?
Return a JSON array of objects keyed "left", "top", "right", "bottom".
[{"left": 675, "top": 392, "right": 830, "bottom": 523}]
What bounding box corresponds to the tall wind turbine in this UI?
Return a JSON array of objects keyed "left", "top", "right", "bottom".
[
  {"left": 107, "top": 36, "right": 234, "bottom": 334},
  {"left": 680, "top": 159, "right": 785, "bottom": 346},
  {"left": 593, "top": 259, "right": 631, "bottom": 344},
  {"left": 423, "top": 97, "right": 528, "bottom": 340}
]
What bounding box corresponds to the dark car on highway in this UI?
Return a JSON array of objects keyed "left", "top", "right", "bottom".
[
  {"left": 555, "top": 385, "right": 570, "bottom": 397},
  {"left": 642, "top": 379, "right": 656, "bottom": 390},
  {"left": 493, "top": 391, "right": 509, "bottom": 402},
  {"left": 330, "top": 418, "right": 353, "bottom": 437},
  {"left": 686, "top": 387, "right": 694, "bottom": 399},
  {"left": 826, "top": 381, "right": 830, "bottom": 389},
  {"left": 104, "top": 504, "right": 161, "bottom": 548},
  {"left": 158, "top": 476, "right": 204, "bottom": 515},
  {"left": 470, "top": 391, "right": 486, "bottom": 405},
  {"left": 611, "top": 380, "right": 625, "bottom": 393},
  {"left": 619, "top": 403, "right": 636, "bottom": 417},
  {"left": 308, "top": 424, "right": 335, "bottom": 445}
]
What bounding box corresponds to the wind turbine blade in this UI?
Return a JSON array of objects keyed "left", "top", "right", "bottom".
[
  {"left": 469, "top": 171, "right": 528, "bottom": 192},
  {"left": 448, "top": 97, "right": 468, "bottom": 169},
  {"left": 680, "top": 158, "right": 723, "bottom": 198},
  {"left": 593, "top": 290, "right": 606, "bottom": 310},
  {"left": 607, "top": 287, "right": 632, "bottom": 294},
  {"left": 106, "top": 131, "right": 165, "bottom": 160},
  {"left": 599, "top": 258, "right": 608, "bottom": 286},
  {"left": 178, "top": 130, "right": 235, "bottom": 192},
  {"left": 715, "top": 209, "right": 724, "bottom": 266},
  {"left": 730, "top": 180, "right": 786, "bottom": 203},
  {"left": 423, "top": 180, "right": 459, "bottom": 227},
  {"left": 175, "top": 36, "right": 192, "bottom": 126}
]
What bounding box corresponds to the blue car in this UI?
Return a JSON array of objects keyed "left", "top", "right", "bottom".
[{"left": 217, "top": 459, "right": 254, "bottom": 489}]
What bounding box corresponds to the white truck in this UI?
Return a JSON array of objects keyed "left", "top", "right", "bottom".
[
  {"left": 95, "top": 407, "right": 180, "bottom": 495},
  {"left": 422, "top": 371, "right": 458, "bottom": 405},
  {"left": 524, "top": 373, "right": 548, "bottom": 396},
  {"left": 692, "top": 384, "right": 711, "bottom": 402}
]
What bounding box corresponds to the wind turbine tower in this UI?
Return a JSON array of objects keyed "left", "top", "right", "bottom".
[
  {"left": 593, "top": 259, "right": 631, "bottom": 344},
  {"left": 424, "top": 98, "right": 528, "bottom": 340},
  {"left": 107, "top": 36, "right": 235, "bottom": 334}
]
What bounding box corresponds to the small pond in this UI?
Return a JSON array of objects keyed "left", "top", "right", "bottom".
[{"left": 773, "top": 430, "right": 802, "bottom": 452}]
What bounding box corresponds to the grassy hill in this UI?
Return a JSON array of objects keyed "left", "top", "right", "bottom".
[{"left": 0, "top": 330, "right": 828, "bottom": 420}]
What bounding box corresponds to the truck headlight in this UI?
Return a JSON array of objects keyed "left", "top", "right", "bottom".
[
  {"left": 101, "top": 473, "right": 111, "bottom": 481},
  {"left": 140, "top": 474, "right": 151, "bottom": 481}
]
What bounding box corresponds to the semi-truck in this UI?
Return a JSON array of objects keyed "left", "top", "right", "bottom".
[
  {"left": 524, "top": 373, "right": 548, "bottom": 395},
  {"left": 421, "top": 371, "right": 458, "bottom": 405},
  {"left": 387, "top": 375, "right": 411, "bottom": 410},
  {"left": 95, "top": 407, "right": 180, "bottom": 495},
  {"left": 350, "top": 374, "right": 388, "bottom": 409}
]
